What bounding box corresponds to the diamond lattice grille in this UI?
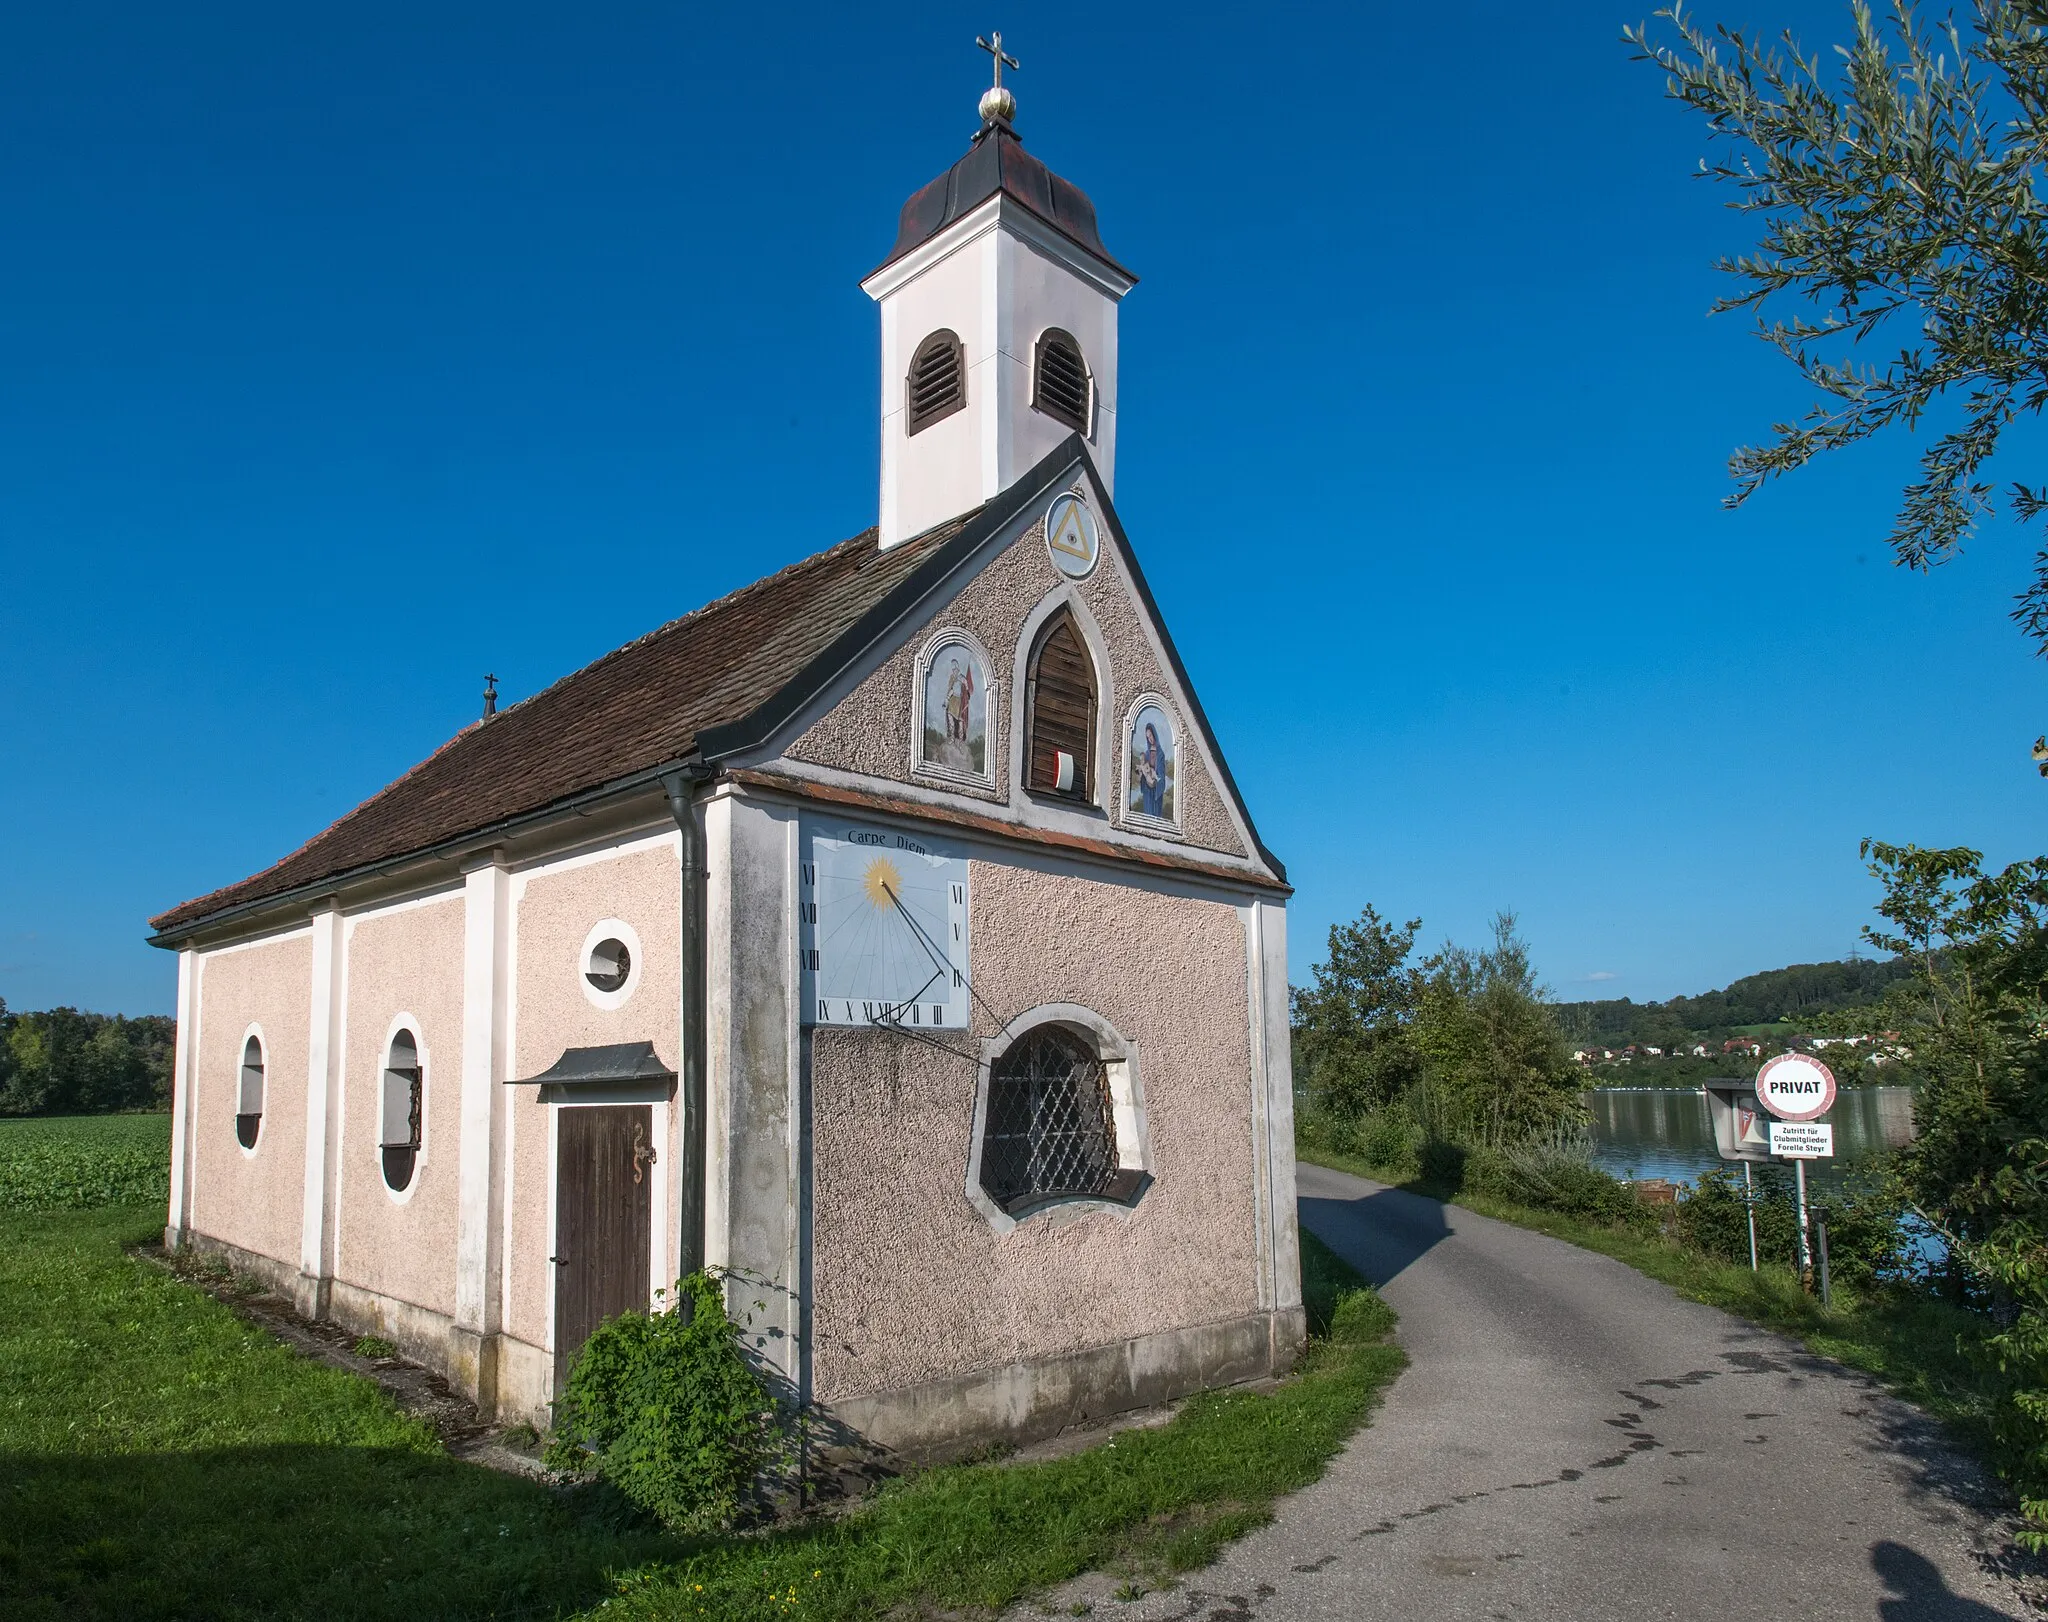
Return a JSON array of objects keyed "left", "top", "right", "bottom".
[{"left": 980, "top": 1027, "right": 1118, "bottom": 1214}]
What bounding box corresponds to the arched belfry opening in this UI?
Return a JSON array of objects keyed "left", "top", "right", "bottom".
[{"left": 1031, "top": 329, "right": 1090, "bottom": 433}]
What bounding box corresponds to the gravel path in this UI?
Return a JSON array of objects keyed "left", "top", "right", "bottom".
[{"left": 1034, "top": 1163, "right": 2039, "bottom": 1621}]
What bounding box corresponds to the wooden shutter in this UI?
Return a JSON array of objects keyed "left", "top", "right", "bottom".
[
  {"left": 907, "top": 330, "right": 965, "bottom": 434},
  {"left": 1032, "top": 331, "right": 1090, "bottom": 432},
  {"left": 1027, "top": 613, "right": 1096, "bottom": 797}
]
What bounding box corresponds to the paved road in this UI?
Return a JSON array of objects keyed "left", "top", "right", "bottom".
[{"left": 1048, "top": 1164, "right": 2038, "bottom": 1620}]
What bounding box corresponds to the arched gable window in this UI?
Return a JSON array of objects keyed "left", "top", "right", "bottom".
[
  {"left": 1031, "top": 329, "right": 1090, "bottom": 434},
  {"left": 906, "top": 329, "right": 965, "bottom": 434},
  {"left": 1025, "top": 608, "right": 1097, "bottom": 800},
  {"left": 236, "top": 1035, "right": 265, "bottom": 1150},
  {"left": 380, "top": 1030, "right": 423, "bottom": 1193}
]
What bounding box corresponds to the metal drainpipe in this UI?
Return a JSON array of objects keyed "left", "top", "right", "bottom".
[{"left": 664, "top": 765, "right": 711, "bottom": 1283}]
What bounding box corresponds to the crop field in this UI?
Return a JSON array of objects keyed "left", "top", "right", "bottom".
[{"left": 0, "top": 1113, "right": 171, "bottom": 1212}]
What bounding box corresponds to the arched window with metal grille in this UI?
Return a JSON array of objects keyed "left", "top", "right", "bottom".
[
  {"left": 380, "top": 1029, "right": 424, "bottom": 1193},
  {"left": 236, "top": 1034, "right": 264, "bottom": 1150},
  {"left": 1025, "top": 608, "right": 1096, "bottom": 799},
  {"left": 977, "top": 1025, "right": 1122, "bottom": 1216},
  {"left": 1031, "top": 328, "right": 1090, "bottom": 433},
  {"left": 906, "top": 328, "right": 965, "bottom": 434}
]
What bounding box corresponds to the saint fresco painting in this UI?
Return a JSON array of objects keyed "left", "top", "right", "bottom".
[
  {"left": 1127, "top": 702, "right": 1176, "bottom": 824},
  {"left": 921, "top": 638, "right": 988, "bottom": 779}
]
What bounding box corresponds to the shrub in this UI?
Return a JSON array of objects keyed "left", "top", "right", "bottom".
[
  {"left": 1676, "top": 1165, "right": 1913, "bottom": 1287},
  {"left": 544, "top": 1272, "right": 783, "bottom": 1532}
]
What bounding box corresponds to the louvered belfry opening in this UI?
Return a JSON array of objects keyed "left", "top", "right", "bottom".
[
  {"left": 1032, "top": 329, "right": 1090, "bottom": 433},
  {"left": 1026, "top": 609, "right": 1096, "bottom": 798},
  {"left": 979, "top": 1026, "right": 1120, "bottom": 1216},
  {"left": 906, "top": 328, "right": 965, "bottom": 434}
]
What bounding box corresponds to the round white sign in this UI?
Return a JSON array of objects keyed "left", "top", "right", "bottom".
[
  {"left": 1754, "top": 1052, "right": 1837, "bottom": 1122},
  {"left": 1045, "top": 492, "right": 1100, "bottom": 579}
]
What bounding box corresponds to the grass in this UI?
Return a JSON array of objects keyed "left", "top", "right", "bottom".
[
  {"left": 2, "top": 1112, "right": 1406, "bottom": 1621},
  {"left": 0, "top": 1114, "right": 172, "bottom": 1212},
  {"left": 1302, "top": 1142, "right": 2009, "bottom": 1483}
]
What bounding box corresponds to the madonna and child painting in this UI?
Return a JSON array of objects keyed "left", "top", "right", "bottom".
[
  {"left": 1127, "top": 702, "right": 1176, "bottom": 824},
  {"left": 921, "top": 639, "right": 989, "bottom": 780}
]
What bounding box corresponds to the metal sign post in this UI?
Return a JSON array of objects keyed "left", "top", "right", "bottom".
[
  {"left": 1743, "top": 1161, "right": 1758, "bottom": 1271},
  {"left": 1755, "top": 1054, "right": 1838, "bottom": 1291}
]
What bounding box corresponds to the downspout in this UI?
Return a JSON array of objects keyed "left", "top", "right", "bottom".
[{"left": 664, "top": 764, "right": 712, "bottom": 1281}]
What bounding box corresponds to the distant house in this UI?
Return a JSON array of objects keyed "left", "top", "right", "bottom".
[
  {"left": 1721, "top": 1038, "right": 1764, "bottom": 1057},
  {"left": 1643, "top": 1046, "right": 1663, "bottom": 1057},
  {"left": 1688, "top": 1043, "right": 1711, "bottom": 1058}
]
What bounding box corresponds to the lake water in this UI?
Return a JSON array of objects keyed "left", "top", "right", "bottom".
[{"left": 1586, "top": 1086, "right": 1917, "bottom": 1188}]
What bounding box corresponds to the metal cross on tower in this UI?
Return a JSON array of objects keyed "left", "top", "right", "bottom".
[{"left": 976, "top": 31, "right": 1019, "bottom": 89}]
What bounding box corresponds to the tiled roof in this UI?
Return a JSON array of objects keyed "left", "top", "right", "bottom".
[{"left": 150, "top": 518, "right": 970, "bottom": 937}]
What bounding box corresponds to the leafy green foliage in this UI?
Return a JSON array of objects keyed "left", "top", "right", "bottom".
[
  {"left": 1678, "top": 1164, "right": 1916, "bottom": 1287},
  {"left": 1850, "top": 841, "right": 2048, "bottom": 1543},
  {"left": 546, "top": 1272, "right": 784, "bottom": 1533},
  {"left": 0, "top": 1114, "right": 170, "bottom": 1211},
  {"left": 1289, "top": 905, "right": 1423, "bottom": 1117},
  {"left": 1628, "top": 2, "right": 2048, "bottom": 664},
  {"left": 0, "top": 998, "right": 175, "bottom": 1116},
  {"left": 1411, "top": 915, "right": 1582, "bottom": 1141},
  {"left": 1294, "top": 905, "right": 1581, "bottom": 1145}
]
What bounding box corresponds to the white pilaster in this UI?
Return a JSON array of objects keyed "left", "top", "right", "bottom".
[
  {"left": 166, "top": 948, "right": 198, "bottom": 1242},
  {"left": 299, "top": 903, "right": 344, "bottom": 1302},
  {"left": 702, "top": 789, "right": 805, "bottom": 1391},
  {"left": 1254, "top": 898, "right": 1301, "bottom": 1314},
  {"left": 456, "top": 856, "right": 510, "bottom": 1350}
]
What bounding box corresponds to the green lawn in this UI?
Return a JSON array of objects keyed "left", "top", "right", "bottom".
[
  {"left": 3, "top": 1127, "right": 1404, "bottom": 1620},
  {"left": 1301, "top": 1145, "right": 2009, "bottom": 1487}
]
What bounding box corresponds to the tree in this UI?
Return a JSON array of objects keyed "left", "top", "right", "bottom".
[
  {"left": 1290, "top": 905, "right": 1424, "bottom": 1118},
  {"left": 1857, "top": 840, "right": 2048, "bottom": 1544},
  {"left": 1412, "top": 912, "right": 1583, "bottom": 1142},
  {"left": 1859, "top": 840, "right": 2048, "bottom": 1256},
  {"left": 1629, "top": 2, "right": 2048, "bottom": 699}
]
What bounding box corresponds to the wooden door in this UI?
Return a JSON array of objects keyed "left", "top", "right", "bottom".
[{"left": 553, "top": 1104, "right": 654, "bottom": 1390}]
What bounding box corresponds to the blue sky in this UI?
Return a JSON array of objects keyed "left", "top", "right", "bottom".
[{"left": 1, "top": 1, "right": 2040, "bottom": 1016}]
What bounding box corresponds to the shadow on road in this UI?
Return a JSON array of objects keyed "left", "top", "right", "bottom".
[
  {"left": 1300, "top": 1186, "right": 1452, "bottom": 1289},
  {"left": 1874, "top": 1539, "right": 2023, "bottom": 1620}
]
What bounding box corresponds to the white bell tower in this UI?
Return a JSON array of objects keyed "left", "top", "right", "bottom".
[{"left": 862, "top": 40, "right": 1137, "bottom": 549}]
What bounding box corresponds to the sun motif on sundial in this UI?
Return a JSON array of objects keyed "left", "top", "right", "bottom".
[{"left": 861, "top": 855, "right": 903, "bottom": 911}]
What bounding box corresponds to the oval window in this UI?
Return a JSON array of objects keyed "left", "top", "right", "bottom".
[
  {"left": 586, "top": 938, "right": 632, "bottom": 993},
  {"left": 236, "top": 1035, "right": 265, "bottom": 1150},
  {"left": 380, "top": 1030, "right": 423, "bottom": 1193}
]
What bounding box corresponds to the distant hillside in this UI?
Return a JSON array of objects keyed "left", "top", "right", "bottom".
[{"left": 1553, "top": 957, "right": 1914, "bottom": 1049}]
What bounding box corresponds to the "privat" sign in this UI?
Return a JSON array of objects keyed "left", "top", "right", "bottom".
[{"left": 1755, "top": 1052, "right": 1837, "bottom": 1123}]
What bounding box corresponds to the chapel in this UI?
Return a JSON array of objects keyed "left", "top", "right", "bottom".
[{"left": 149, "top": 57, "right": 1303, "bottom": 1455}]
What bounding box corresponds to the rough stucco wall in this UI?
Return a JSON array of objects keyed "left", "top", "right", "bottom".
[
  {"left": 505, "top": 841, "right": 682, "bottom": 1354},
  {"left": 189, "top": 932, "right": 312, "bottom": 1270},
  {"left": 784, "top": 510, "right": 1248, "bottom": 860},
  {"left": 809, "top": 859, "right": 1257, "bottom": 1402},
  {"left": 335, "top": 895, "right": 465, "bottom": 1321}
]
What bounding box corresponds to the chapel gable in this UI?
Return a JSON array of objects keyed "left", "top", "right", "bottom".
[{"left": 775, "top": 466, "right": 1263, "bottom": 871}]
